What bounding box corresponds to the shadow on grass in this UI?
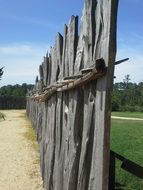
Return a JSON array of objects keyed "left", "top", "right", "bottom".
[{"left": 115, "top": 182, "right": 126, "bottom": 190}]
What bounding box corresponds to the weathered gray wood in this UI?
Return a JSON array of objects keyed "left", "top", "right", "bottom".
[
  {"left": 61, "top": 25, "right": 68, "bottom": 78},
  {"left": 26, "top": 0, "right": 119, "bottom": 190},
  {"left": 68, "top": 16, "right": 78, "bottom": 76},
  {"left": 56, "top": 33, "right": 63, "bottom": 80},
  {"left": 42, "top": 56, "right": 48, "bottom": 86},
  {"left": 32, "top": 68, "right": 106, "bottom": 102},
  {"left": 89, "top": 1, "right": 119, "bottom": 189}
]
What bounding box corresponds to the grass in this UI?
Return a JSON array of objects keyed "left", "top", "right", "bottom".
[
  {"left": 0, "top": 112, "right": 6, "bottom": 121},
  {"left": 112, "top": 111, "right": 143, "bottom": 118},
  {"left": 23, "top": 114, "right": 41, "bottom": 178},
  {"left": 23, "top": 116, "right": 40, "bottom": 161},
  {"left": 24, "top": 122, "right": 38, "bottom": 151},
  {"left": 111, "top": 113, "right": 143, "bottom": 190}
]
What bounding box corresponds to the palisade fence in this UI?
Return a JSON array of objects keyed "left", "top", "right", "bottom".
[{"left": 26, "top": 0, "right": 118, "bottom": 189}]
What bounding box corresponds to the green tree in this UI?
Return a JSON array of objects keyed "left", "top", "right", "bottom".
[
  {"left": 123, "top": 74, "right": 131, "bottom": 89},
  {"left": 112, "top": 75, "right": 143, "bottom": 112},
  {"left": 0, "top": 83, "right": 34, "bottom": 109},
  {"left": 0, "top": 67, "right": 4, "bottom": 80}
]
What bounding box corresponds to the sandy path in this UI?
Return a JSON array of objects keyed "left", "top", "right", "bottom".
[
  {"left": 0, "top": 110, "right": 44, "bottom": 190},
  {"left": 111, "top": 116, "right": 143, "bottom": 121}
]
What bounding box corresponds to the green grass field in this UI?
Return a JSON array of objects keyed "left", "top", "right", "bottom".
[
  {"left": 112, "top": 111, "right": 143, "bottom": 119},
  {"left": 111, "top": 112, "right": 143, "bottom": 190}
]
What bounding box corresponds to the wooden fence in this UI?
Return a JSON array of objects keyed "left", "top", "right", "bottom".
[{"left": 27, "top": 0, "right": 118, "bottom": 189}]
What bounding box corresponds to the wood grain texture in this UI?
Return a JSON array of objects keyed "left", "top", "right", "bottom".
[{"left": 26, "top": 0, "right": 118, "bottom": 189}]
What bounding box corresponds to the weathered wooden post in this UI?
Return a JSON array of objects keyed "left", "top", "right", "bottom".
[{"left": 27, "top": 0, "right": 118, "bottom": 189}]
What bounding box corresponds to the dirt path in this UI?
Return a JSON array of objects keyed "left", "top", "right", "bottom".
[
  {"left": 0, "top": 110, "right": 43, "bottom": 190},
  {"left": 111, "top": 116, "right": 143, "bottom": 121}
]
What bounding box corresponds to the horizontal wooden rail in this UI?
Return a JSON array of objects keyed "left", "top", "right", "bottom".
[
  {"left": 109, "top": 150, "right": 143, "bottom": 190},
  {"left": 111, "top": 150, "right": 143, "bottom": 179},
  {"left": 32, "top": 66, "right": 107, "bottom": 102}
]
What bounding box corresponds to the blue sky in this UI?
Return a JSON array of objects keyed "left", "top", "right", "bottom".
[{"left": 0, "top": 0, "right": 143, "bottom": 86}]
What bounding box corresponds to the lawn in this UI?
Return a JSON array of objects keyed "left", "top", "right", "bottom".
[
  {"left": 112, "top": 111, "right": 143, "bottom": 119},
  {"left": 111, "top": 113, "right": 143, "bottom": 190}
]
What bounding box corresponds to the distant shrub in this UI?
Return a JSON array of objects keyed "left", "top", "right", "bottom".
[
  {"left": 119, "top": 105, "right": 135, "bottom": 112},
  {"left": 112, "top": 101, "right": 120, "bottom": 111},
  {"left": 134, "top": 106, "right": 143, "bottom": 112}
]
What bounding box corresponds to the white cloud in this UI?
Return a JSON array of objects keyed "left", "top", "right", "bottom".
[
  {"left": 0, "top": 45, "right": 36, "bottom": 55},
  {"left": 1, "top": 42, "right": 143, "bottom": 87},
  {"left": 0, "top": 43, "right": 49, "bottom": 86},
  {"left": 0, "top": 43, "right": 49, "bottom": 55},
  {"left": 0, "top": 12, "right": 61, "bottom": 30},
  {"left": 115, "top": 46, "right": 143, "bottom": 83}
]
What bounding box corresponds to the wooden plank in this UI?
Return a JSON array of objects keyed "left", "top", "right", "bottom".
[
  {"left": 42, "top": 56, "right": 48, "bottom": 86},
  {"left": 68, "top": 16, "right": 78, "bottom": 76},
  {"left": 88, "top": 1, "right": 119, "bottom": 189},
  {"left": 61, "top": 25, "right": 68, "bottom": 78},
  {"left": 56, "top": 33, "right": 63, "bottom": 80},
  {"left": 26, "top": 0, "right": 119, "bottom": 190},
  {"left": 32, "top": 68, "right": 106, "bottom": 102}
]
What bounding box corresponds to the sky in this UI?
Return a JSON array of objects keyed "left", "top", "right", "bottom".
[{"left": 0, "top": 0, "right": 143, "bottom": 86}]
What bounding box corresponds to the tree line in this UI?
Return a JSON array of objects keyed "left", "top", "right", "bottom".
[
  {"left": 0, "top": 67, "right": 34, "bottom": 109},
  {"left": 112, "top": 75, "right": 143, "bottom": 112},
  {"left": 0, "top": 83, "right": 34, "bottom": 109},
  {"left": 0, "top": 72, "right": 142, "bottom": 111}
]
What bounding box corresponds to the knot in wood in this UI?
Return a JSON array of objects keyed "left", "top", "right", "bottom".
[{"left": 95, "top": 58, "right": 106, "bottom": 73}]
